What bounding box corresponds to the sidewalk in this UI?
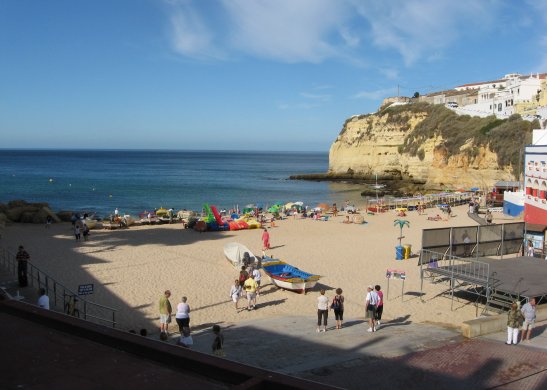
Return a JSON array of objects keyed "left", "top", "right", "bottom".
[{"left": 186, "top": 314, "right": 547, "bottom": 389}]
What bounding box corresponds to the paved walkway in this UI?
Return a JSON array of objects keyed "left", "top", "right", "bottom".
[
  {"left": 3, "top": 258, "right": 547, "bottom": 389},
  {"left": 184, "top": 315, "right": 547, "bottom": 389}
]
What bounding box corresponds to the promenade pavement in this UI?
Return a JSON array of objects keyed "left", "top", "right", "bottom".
[{"left": 187, "top": 314, "right": 547, "bottom": 389}]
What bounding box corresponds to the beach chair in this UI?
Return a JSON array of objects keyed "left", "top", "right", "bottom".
[{"left": 427, "top": 215, "right": 442, "bottom": 221}]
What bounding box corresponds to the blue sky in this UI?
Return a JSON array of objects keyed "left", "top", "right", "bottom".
[{"left": 1, "top": 0, "right": 546, "bottom": 151}]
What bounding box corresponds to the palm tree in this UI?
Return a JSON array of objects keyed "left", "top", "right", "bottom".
[{"left": 394, "top": 219, "right": 410, "bottom": 247}]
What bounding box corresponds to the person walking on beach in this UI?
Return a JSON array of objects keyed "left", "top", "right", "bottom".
[
  {"left": 374, "top": 285, "right": 384, "bottom": 329},
  {"left": 82, "top": 221, "right": 90, "bottom": 241},
  {"left": 243, "top": 274, "right": 258, "bottom": 310},
  {"left": 16, "top": 245, "right": 29, "bottom": 287},
  {"left": 238, "top": 265, "right": 248, "bottom": 288},
  {"left": 159, "top": 290, "right": 172, "bottom": 335},
  {"left": 212, "top": 324, "right": 225, "bottom": 357},
  {"left": 332, "top": 203, "right": 338, "bottom": 217},
  {"left": 506, "top": 302, "right": 524, "bottom": 345},
  {"left": 365, "top": 285, "right": 379, "bottom": 332},
  {"left": 317, "top": 289, "right": 329, "bottom": 332},
  {"left": 331, "top": 288, "right": 344, "bottom": 329},
  {"left": 74, "top": 224, "right": 81, "bottom": 241},
  {"left": 261, "top": 228, "right": 270, "bottom": 254},
  {"left": 175, "top": 296, "right": 190, "bottom": 333},
  {"left": 252, "top": 267, "right": 261, "bottom": 296},
  {"left": 45, "top": 215, "right": 52, "bottom": 228},
  {"left": 230, "top": 279, "right": 242, "bottom": 311},
  {"left": 521, "top": 298, "right": 537, "bottom": 342}
]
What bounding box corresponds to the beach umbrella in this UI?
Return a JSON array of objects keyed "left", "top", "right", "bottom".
[
  {"left": 294, "top": 201, "right": 304, "bottom": 206},
  {"left": 285, "top": 202, "right": 295, "bottom": 209},
  {"left": 470, "top": 187, "right": 480, "bottom": 192},
  {"left": 268, "top": 205, "right": 280, "bottom": 213},
  {"left": 316, "top": 203, "right": 330, "bottom": 211}
]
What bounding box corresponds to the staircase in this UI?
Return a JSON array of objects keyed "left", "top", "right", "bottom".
[
  {"left": 467, "top": 212, "right": 487, "bottom": 226},
  {"left": 0, "top": 246, "right": 117, "bottom": 327}
]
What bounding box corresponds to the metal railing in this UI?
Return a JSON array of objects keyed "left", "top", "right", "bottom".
[
  {"left": 420, "top": 249, "right": 491, "bottom": 283},
  {"left": 0, "top": 247, "right": 117, "bottom": 328}
]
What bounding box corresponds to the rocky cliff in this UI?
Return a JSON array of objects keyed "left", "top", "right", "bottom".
[{"left": 328, "top": 103, "right": 534, "bottom": 190}]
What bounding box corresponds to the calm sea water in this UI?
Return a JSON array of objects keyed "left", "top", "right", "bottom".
[{"left": 0, "top": 150, "right": 364, "bottom": 217}]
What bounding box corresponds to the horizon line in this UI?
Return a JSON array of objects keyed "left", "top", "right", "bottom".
[{"left": 0, "top": 148, "right": 329, "bottom": 154}]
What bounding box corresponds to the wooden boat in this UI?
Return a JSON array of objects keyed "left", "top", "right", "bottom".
[
  {"left": 223, "top": 242, "right": 260, "bottom": 269},
  {"left": 261, "top": 256, "right": 321, "bottom": 294}
]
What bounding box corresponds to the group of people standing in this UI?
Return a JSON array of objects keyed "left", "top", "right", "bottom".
[
  {"left": 158, "top": 289, "right": 224, "bottom": 354},
  {"left": 158, "top": 290, "right": 193, "bottom": 348},
  {"left": 232, "top": 265, "right": 262, "bottom": 311},
  {"left": 506, "top": 298, "right": 537, "bottom": 345},
  {"left": 316, "top": 285, "right": 384, "bottom": 333}
]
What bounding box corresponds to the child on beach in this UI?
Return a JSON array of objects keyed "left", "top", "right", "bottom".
[
  {"left": 177, "top": 327, "right": 193, "bottom": 348},
  {"left": 212, "top": 324, "right": 224, "bottom": 356}
]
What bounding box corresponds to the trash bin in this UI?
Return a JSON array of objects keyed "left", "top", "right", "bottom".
[
  {"left": 403, "top": 244, "right": 412, "bottom": 259},
  {"left": 395, "top": 245, "right": 404, "bottom": 260}
]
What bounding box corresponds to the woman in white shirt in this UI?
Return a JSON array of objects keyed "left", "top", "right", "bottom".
[
  {"left": 229, "top": 279, "right": 242, "bottom": 310},
  {"left": 175, "top": 296, "right": 190, "bottom": 333},
  {"left": 316, "top": 289, "right": 329, "bottom": 332}
]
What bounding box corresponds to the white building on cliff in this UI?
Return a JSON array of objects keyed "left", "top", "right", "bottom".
[{"left": 453, "top": 73, "right": 544, "bottom": 119}]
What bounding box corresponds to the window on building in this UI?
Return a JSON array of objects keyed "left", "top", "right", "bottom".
[{"left": 498, "top": 103, "right": 502, "bottom": 111}]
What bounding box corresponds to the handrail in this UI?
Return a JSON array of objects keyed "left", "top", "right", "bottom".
[{"left": 0, "top": 247, "right": 117, "bottom": 328}]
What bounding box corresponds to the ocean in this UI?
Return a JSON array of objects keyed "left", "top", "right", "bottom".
[{"left": 0, "top": 150, "right": 364, "bottom": 217}]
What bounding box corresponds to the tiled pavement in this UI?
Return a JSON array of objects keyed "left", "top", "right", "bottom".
[{"left": 187, "top": 315, "right": 547, "bottom": 389}]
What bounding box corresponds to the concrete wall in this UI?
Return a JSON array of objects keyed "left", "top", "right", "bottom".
[{"left": 462, "top": 305, "right": 547, "bottom": 338}]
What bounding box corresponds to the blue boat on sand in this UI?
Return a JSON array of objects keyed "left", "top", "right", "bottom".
[{"left": 261, "top": 256, "right": 321, "bottom": 294}]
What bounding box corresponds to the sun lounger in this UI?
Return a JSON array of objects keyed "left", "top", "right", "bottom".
[{"left": 427, "top": 215, "right": 442, "bottom": 221}]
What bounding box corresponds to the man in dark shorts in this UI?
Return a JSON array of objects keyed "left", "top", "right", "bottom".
[{"left": 16, "top": 245, "right": 29, "bottom": 287}]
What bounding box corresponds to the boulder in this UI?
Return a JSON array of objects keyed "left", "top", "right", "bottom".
[
  {"left": 7, "top": 200, "right": 29, "bottom": 208},
  {"left": 20, "top": 211, "right": 36, "bottom": 223},
  {"left": 32, "top": 207, "right": 61, "bottom": 224},
  {"left": 57, "top": 211, "right": 74, "bottom": 222},
  {"left": 6, "top": 207, "right": 25, "bottom": 222},
  {"left": 43, "top": 207, "right": 61, "bottom": 223}
]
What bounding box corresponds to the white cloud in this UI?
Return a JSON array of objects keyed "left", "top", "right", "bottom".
[
  {"left": 168, "top": 2, "right": 225, "bottom": 60},
  {"left": 300, "top": 92, "right": 331, "bottom": 102},
  {"left": 353, "top": 87, "right": 397, "bottom": 100},
  {"left": 379, "top": 68, "right": 399, "bottom": 80},
  {"left": 165, "top": 0, "right": 358, "bottom": 63},
  {"left": 221, "top": 0, "right": 349, "bottom": 63},
  {"left": 351, "top": 0, "right": 496, "bottom": 65},
  {"left": 165, "top": 0, "right": 514, "bottom": 67}
]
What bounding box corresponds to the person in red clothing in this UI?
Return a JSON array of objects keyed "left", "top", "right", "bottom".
[
  {"left": 374, "top": 285, "right": 384, "bottom": 329},
  {"left": 261, "top": 228, "right": 270, "bottom": 253}
]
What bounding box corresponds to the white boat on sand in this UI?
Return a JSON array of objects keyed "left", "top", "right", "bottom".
[{"left": 223, "top": 242, "right": 260, "bottom": 269}]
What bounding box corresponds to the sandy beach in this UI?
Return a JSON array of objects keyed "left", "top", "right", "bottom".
[{"left": 2, "top": 204, "right": 523, "bottom": 333}]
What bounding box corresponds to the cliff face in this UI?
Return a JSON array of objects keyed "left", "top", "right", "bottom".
[{"left": 328, "top": 105, "right": 523, "bottom": 190}]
